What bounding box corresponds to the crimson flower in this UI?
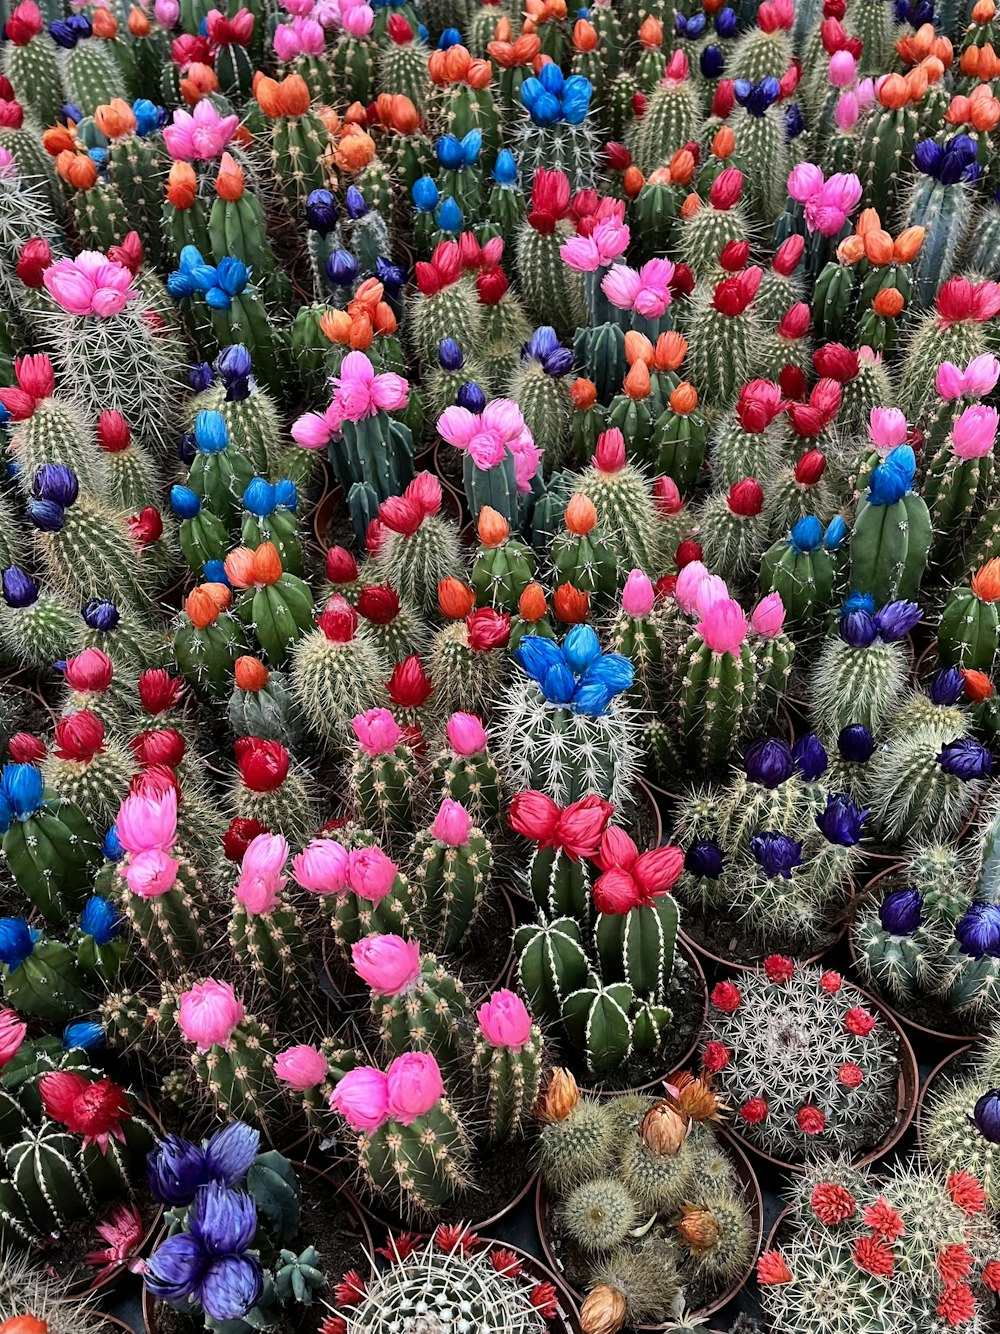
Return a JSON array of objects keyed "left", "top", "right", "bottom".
[
  {"left": 39, "top": 1071, "right": 132, "bottom": 1152},
  {"left": 85, "top": 1202, "right": 145, "bottom": 1275}
]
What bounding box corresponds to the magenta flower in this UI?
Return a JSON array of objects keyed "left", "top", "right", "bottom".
[
  {"left": 347, "top": 846, "right": 399, "bottom": 904},
  {"left": 621, "top": 569, "right": 655, "bottom": 618},
  {"left": 476, "top": 989, "right": 533, "bottom": 1049},
  {"left": 559, "top": 216, "right": 630, "bottom": 271},
  {"left": 674, "top": 561, "right": 730, "bottom": 617},
  {"left": 333, "top": 350, "right": 409, "bottom": 423},
  {"left": 272, "top": 14, "right": 324, "bottom": 56},
  {"left": 351, "top": 933, "right": 421, "bottom": 994},
  {"left": 352, "top": 708, "right": 403, "bottom": 756},
  {"left": 835, "top": 90, "right": 859, "bottom": 131},
  {"left": 124, "top": 849, "right": 179, "bottom": 898},
  {"left": 936, "top": 353, "right": 1000, "bottom": 400},
  {"left": 234, "top": 832, "right": 288, "bottom": 915},
  {"left": 177, "top": 979, "right": 244, "bottom": 1051},
  {"left": 43, "top": 252, "right": 138, "bottom": 317},
  {"left": 292, "top": 838, "right": 350, "bottom": 894},
  {"left": 437, "top": 399, "right": 541, "bottom": 491},
  {"left": 828, "top": 49, "right": 856, "bottom": 87},
  {"left": 385, "top": 1051, "right": 443, "bottom": 1124},
  {"left": 164, "top": 99, "right": 239, "bottom": 161},
  {"left": 291, "top": 402, "right": 342, "bottom": 450},
  {"left": 750, "top": 591, "right": 786, "bottom": 639},
  {"left": 116, "top": 787, "right": 177, "bottom": 855},
  {"left": 446, "top": 712, "right": 487, "bottom": 755},
  {"left": 787, "top": 164, "right": 862, "bottom": 236},
  {"left": 0, "top": 1008, "right": 28, "bottom": 1068},
  {"left": 697, "top": 597, "right": 748, "bottom": 654},
  {"left": 952, "top": 405, "right": 998, "bottom": 459},
  {"left": 868, "top": 407, "right": 907, "bottom": 451},
  {"left": 275, "top": 1044, "right": 328, "bottom": 1090},
  {"left": 330, "top": 1066, "right": 389, "bottom": 1131},
  {"left": 601, "top": 258, "right": 674, "bottom": 317},
  {"left": 430, "top": 798, "right": 472, "bottom": 846}
]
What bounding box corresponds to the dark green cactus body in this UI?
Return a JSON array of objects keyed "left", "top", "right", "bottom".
[
  {"left": 234, "top": 574, "right": 314, "bottom": 668},
  {"left": 174, "top": 612, "right": 249, "bottom": 699},
  {"left": 938, "top": 586, "right": 999, "bottom": 670},
  {"left": 850, "top": 491, "right": 931, "bottom": 605},
  {"left": 1, "top": 793, "right": 101, "bottom": 925}
]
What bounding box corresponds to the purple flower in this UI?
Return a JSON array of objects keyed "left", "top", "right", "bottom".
[
  {"left": 973, "top": 1088, "right": 1000, "bottom": 1143},
  {"left": 838, "top": 725, "right": 874, "bottom": 763},
  {"left": 524, "top": 326, "right": 560, "bottom": 362},
  {"left": 32, "top": 464, "right": 79, "bottom": 507},
  {"left": 146, "top": 1183, "right": 263, "bottom": 1322},
  {"left": 456, "top": 381, "right": 486, "bottom": 413},
  {"left": 930, "top": 667, "right": 965, "bottom": 706},
  {"left": 938, "top": 738, "right": 992, "bottom": 780},
  {"left": 2, "top": 566, "right": 38, "bottom": 609},
  {"left": 28, "top": 499, "right": 65, "bottom": 532},
  {"left": 147, "top": 1122, "right": 260, "bottom": 1206},
  {"left": 305, "top": 188, "right": 337, "bottom": 234},
  {"left": 188, "top": 362, "right": 214, "bottom": 393},
  {"left": 956, "top": 902, "right": 1000, "bottom": 957},
  {"left": 815, "top": 793, "right": 869, "bottom": 845},
  {"left": 744, "top": 738, "right": 794, "bottom": 788},
  {"left": 82, "top": 599, "right": 120, "bottom": 631},
  {"left": 879, "top": 886, "right": 921, "bottom": 935},
  {"left": 839, "top": 608, "right": 878, "bottom": 647},
  {"left": 684, "top": 839, "right": 724, "bottom": 879},
  {"left": 792, "top": 733, "right": 828, "bottom": 782},
  {"left": 438, "top": 339, "right": 463, "bottom": 372},
  {"left": 750, "top": 830, "right": 803, "bottom": 880},
  {"left": 874, "top": 600, "right": 922, "bottom": 642}
]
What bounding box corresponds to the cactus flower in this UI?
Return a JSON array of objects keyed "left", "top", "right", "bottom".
[
  {"left": 351, "top": 933, "right": 421, "bottom": 994},
  {"left": 330, "top": 1066, "right": 390, "bottom": 1131},
  {"left": 385, "top": 1051, "right": 444, "bottom": 1124},
  {"left": 163, "top": 98, "right": 238, "bottom": 161},
  {"left": 292, "top": 839, "right": 349, "bottom": 894},
  {"left": 430, "top": 798, "right": 472, "bottom": 846},
  {"left": 275, "top": 1044, "right": 329, "bottom": 1090},
  {"left": 952, "top": 405, "right": 998, "bottom": 458},
  {"left": 352, "top": 708, "right": 403, "bottom": 756},
  {"left": 177, "top": 979, "right": 245, "bottom": 1050},
  {"left": 234, "top": 832, "right": 289, "bottom": 915},
  {"left": 476, "top": 989, "right": 533, "bottom": 1049},
  {"left": 43, "top": 251, "right": 137, "bottom": 316}
]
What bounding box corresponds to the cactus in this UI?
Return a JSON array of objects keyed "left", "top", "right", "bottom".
[
  {"left": 227, "top": 659, "right": 302, "bottom": 748},
  {"left": 573, "top": 429, "right": 661, "bottom": 573},
  {"left": 0, "top": 567, "right": 82, "bottom": 668},
  {"left": 938, "top": 564, "right": 1000, "bottom": 670},
  {"left": 229, "top": 737, "right": 315, "bottom": 850},
  {"left": 373, "top": 478, "right": 465, "bottom": 614},
  {"left": 697, "top": 480, "right": 769, "bottom": 588},
  {"left": 761, "top": 516, "right": 842, "bottom": 628},
  {"left": 229, "top": 870, "right": 312, "bottom": 1008},
  {"left": 868, "top": 727, "right": 989, "bottom": 845},
  {"left": 0, "top": 764, "right": 101, "bottom": 925},
  {"left": 427, "top": 712, "right": 503, "bottom": 826},
  {"left": 550, "top": 495, "right": 621, "bottom": 607},
  {"left": 174, "top": 584, "right": 249, "bottom": 701},
  {"left": 290, "top": 597, "right": 387, "bottom": 750},
  {"left": 808, "top": 599, "right": 917, "bottom": 741},
  {"left": 632, "top": 54, "right": 701, "bottom": 175},
  {"left": 925, "top": 1051, "right": 1000, "bottom": 1210},
  {"left": 178, "top": 993, "right": 283, "bottom": 1132},
  {"left": 413, "top": 800, "right": 492, "bottom": 951},
  {"left": 686, "top": 269, "right": 764, "bottom": 410}
]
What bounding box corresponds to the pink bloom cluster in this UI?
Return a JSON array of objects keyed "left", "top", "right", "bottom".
[
  {"left": 330, "top": 1051, "right": 444, "bottom": 1131},
  {"left": 601, "top": 258, "right": 674, "bottom": 317},
  {"left": 437, "top": 398, "right": 541, "bottom": 492},
  {"left": 116, "top": 783, "right": 179, "bottom": 897},
  {"left": 273, "top": 14, "right": 324, "bottom": 56},
  {"left": 235, "top": 831, "right": 289, "bottom": 915},
  {"left": 163, "top": 99, "right": 238, "bottom": 161},
  {"left": 292, "top": 350, "right": 409, "bottom": 446},
  {"left": 559, "top": 214, "right": 630, "bottom": 272},
  {"left": 674, "top": 560, "right": 784, "bottom": 653},
  {"left": 787, "top": 164, "right": 862, "bottom": 237},
  {"left": 43, "top": 252, "right": 137, "bottom": 317},
  {"left": 936, "top": 353, "right": 1000, "bottom": 401},
  {"left": 292, "top": 838, "right": 399, "bottom": 902},
  {"left": 177, "top": 978, "right": 244, "bottom": 1050}
]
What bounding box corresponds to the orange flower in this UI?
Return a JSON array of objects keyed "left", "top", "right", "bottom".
[
  {"left": 893, "top": 226, "right": 924, "bottom": 262},
  {"left": 251, "top": 542, "right": 282, "bottom": 586},
  {"left": 679, "top": 191, "right": 702, "bottom": 220},
  {"left": 127, "top": 4, "right": 149, "bottom": 34},
  {"left": 215, "top": 151, "right": 244, "bottom": 201},
  {"left": 344, "top": 101, "right": 367, "bottom": 124},
  {"left": 676, "top": 1203, "right": 722, "bottom": 1253},
  {"left": 972, "top": 558, "right": 1000, "bottom": 602},
  {"left": 970, "top": 93, "right": 1000, "bottom": 131},
  {"left": 536, "top": 1067, "right": 579, "bottom": 1121},
  {"left": 573, "top": 18, "right": 597, "bottom": 50},
  {"left": 224, "top": 548, "right": 257, "bottom": 589},
  {"left": 203, "top": 582, "right": 232, "bottom": 610},
  {"left": 855, "top": 207, "right": 882, "bottom": 236},
  {"left": 624, "top": 331, "right": 654, "bottom": 367},
  {"left": 477, "top": 506, "right": 509, "bottom": 547},
  {"left": 623, "top": 360, "right": 651, "bottom": 400},
  {"left": 335, "top": 128, "right": 375, "bottom": 172},
  {"left": 872, "top": 287, "right": 905, "bottom": 318},
  {"left": 670, "top": 382, "right": 698, "bottom": 414},
  {"left": 318, "top": 106, "right": 341, "bottom": 138},
  {"left": 648, "top": 167, "right": 672, "bottom": 187},
  {"left": 256, "top": 73, "right": 310, "bottom": 116},
  {"left": 862, "top": 229, "right": 893, "bottom": 266},
  {"left": 579, "top": 1286, "right": 627, "bottom": 1334},
  {"left": 55, "top": 150, "right": 97, "bottom": 190},
  {"left": 43, "top": 124, "right": 76, "bottom": 156},
  {"left": 92, "top": 6, "right": 118, "bottom": 37},
  {"left": 622, "top": 165, "right": 644, "bottom": 198},
  {"left": 655, "top": 330, "right": 687, "bottom": 372},
  {"left": 518, "top": 582, "right": 547, "bottom": 622},
  {"left": 668, "top": 1070, "right": 728, "bottom": 1121},
  {"left": 95, "top": 98, "right": 136, "bottom": 140},
  {"left": 668, "top": 148, "right": 695, "bottom": 185},
  {"left": 348, "top": 277, "right": 383, "bottom": 314},
  {"left": 466, "top": 58, "right": 493, "bottom": 88},
  {"left": 569, "top": 378, "right": 597, "bottom": 410},
  {"left": 973, "top": 0, "right": 995, "bottom": 19},
  {"left": 373, "top": 301, "right": 397, "bottom": 335},
  {"left": 962, "top": 668, "right": 995, "bottom": 702},
  {"left": 438, "top": 577, "right": 476, "bottom": 619},
  {"left": 896, "top": 20, "right": 937, "bottom": 63},
  {"left": 320, "top": 309, "right": 353, "bottom": 345},
  {"left": 877, "top": 72, "right": 909, "bottom": 109},
  {"left": 0, "top": 1319, "right": 49, "bottom": 1334},
  {"left": 638, "top": 15, "right": 662, "bottom": 46},
  {"left": 494, "top": 15, "right": 512, "bottom": 41},
  {"left": 903, "top": 65, "right": 928, "bottom": 103},
  {"left": 385, "top": 94, "right": 420, "bottom": 134},
  {"left": 181, "top": 64, "right": 219, "bottom": 105},
  {"left": 712, "top": 125, "right": 736, "bottom": 160},
  {"left": 565, "top": 493, "right": 597, "bottom": 535},
  {"left": 553, "top": 583, "right": 590, "bottom": 623},
  {"left": 347, "top": 315, "right": 374, "bottom": 350},
  {"left": 445, "top": 43, "right": 472, "bottom": 80},
  {"left": 184, "top": 586, "right": 221, "bottom": 629},
  {"left": 234, "top": 656, "right": 269, "bottom": 691},
  {"left": 836, "top": 234, "right": 865, "bottom": 265},
  {"left": 166, "top": 160, "right": 197, "bottom": 209}
]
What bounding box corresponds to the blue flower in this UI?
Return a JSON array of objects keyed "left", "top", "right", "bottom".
[
  {"left": 66, "top": 12, "right": 91, "bottom": 35},
  {"left": 815, "top": 793, "right": 869, "bottom": 846},
  {"left": 938, "top": 738, "right": 992, "bottom": 780},
  {"left": 171, "top": 485, "right": 201, "bottom": 519},
  {"left": 203, "top": 559, "right": 229, "bottom": 586},
  {"left": 305, "top": 188, "right": 337, "bottom": 234},
  {"left": 215, "top": 258, "right": 248, "bottom": 297},
  {"left": 437, "top": 197, "right": 463, "bottom": 233},
  {"left": 973, "top": 1089, "right": 1000, "bottom": 1143},
  {"left": 103, "top": 825, "right": 124, "bottom": 862},
  {"left": 879, "top": 886, "right": 921, "bottom": 935},
  {"left": 785, "top": 103, "right": 805, "bottom": 140},
  {"left": 571, "top": 682, "right": 614, "bottom": 715},
  {"left": 749, "top": 831, "right": 803, "bottom": 879},
  {"left": 930, "top": 667, "right": 965, "bottom": 706},
  {"left": 49, "top": 20, "right": 78, "bottom": 47},
  {"left": 80, "top": 895, "right": 122, "bottom": 945},
  {"left": 133, "top": 99, "right": 165, "bottom": 137},
  {"left": 148, "top": 1123, "right": 261, "bottom": 1207},
  {"left": 685, "top": 839, "right": 724, "bottom": 879},
  {"left": 914, "top": 138, "right": 944, "bottom": 177},
  {"left": 194, "top": 410, "right": 228, "bottom": 454},
  {"left": 562, "top": 624, "right": 601, "bottom": 673},
  {"left": 792, "top": 732, "right": 828, "bottom": 781},
  {"left": 543, "top": 346, "right": 574, "bottom": 377},
  {"left": 0, "top": 917, "right": 38, "bottom": 970},
  {"left": 28, "top": 499, "right": 65, "bottom": 532},
  {"left": 438, "top": 339, "right": 464, "bottom": 372},
  {"left": 494, "top": 149, "right": 517, "bottom": 184},
  {"left": 838, "top": 725, "right": 874, "bottom": 763},
  {"left": 561, "top": 75, "right": 593, "bottom": 124},
  {"left": 541, "top": 661, "right": 576, "bottom": 704},
  {"left": 64, "top": 1020, "right": 106, "bottom": 1052},
  {"left": 2, "top": 763, "right": 43, "bottom": 819},
  {"left": 438, "top": 25, "right": 462, "bottom": 45},
  {"left": 345, "top": 186, "right": 367, "bottom": 219},
  {"left": 62, "top": 103, "right": 83, "bottom": 124},
  {"left": 700, "top": 44, "right": 725, "bottom": 77},
  {"left": 243, "top": 479, "right": 276, "bottom": 518},
  {"left": 2, "top": 566, "right": 38, "bottom": 609},
  {"left": 715, "top": 6, "right": 738, "bottom": 35},
  {"left": 515, "top": 636, "right": 565, "bottom": 684},
  {"left": 839, "top": 608, "right": 878, "bottom": 648},
  {"left": 525, "top": 326, "right": 560, "bottom": 362},
  {"left": 744, "top": 738, "right": 794, "bottom": 788},
  {"left": 824, "top": 516, "right": 847, "bottom": 550},
  {"left": 844, "top": 592, "right": 876, "bottom": 614},
  {"left": 789, "top": 515, "right": 823, "bottom": 553},
  {"left": 733, "top": 76, "right": 781, "bottom": 116},
  {"left": 461, "top": 129, "right": 483, "bottom": 166},
  {"left": 82, "top": 600, "right": 120, "bottom": 631},
  {"left": 874, "top": 600, "right": 922, "bottom": 642},
  {"left": 325, "top": 249, "right": 358, "bottom": 287},
  {"left": 868, "top": 444, "right": 915, "bottom": 505},
  {"left": 189, "top": 362, "right": 214, "bottom": 393},
  {"left": 956, "top": 902, "right": 1000, "bottom": 958},
  {"left": 411, "top": 176, "right": 439, "bottom": 212},
  {"left": 457, "top": 382, "right": 486, "bottom": 413},
  {"left": 435, "top": 134, "right": 465, "bottom": 169},
  {"left": 32, "top": 464, "right": 78, "bottom": 507},
  {"left": 274, "top": 480, "right": 297, "bottom": 512},
  {"left": 146, "top": 1183, "right": 263, "bottom": 1322}
]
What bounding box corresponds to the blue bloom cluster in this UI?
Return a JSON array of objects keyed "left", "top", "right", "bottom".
[
  {"left": 436, "top": 130, "right": 482, "bottom": 168},
  {"left": 168, "top": 248, "right": 249, "bottom": 309},
  {"left": 788, "top": 514, "right": 845, "bottom": 553},
  {"left": 523, "top": 326, "right": 574, "bottom": 377},
  {"left": 733, "top": 77, "right": 781, "bottom": 118},
  {"left": 914, "top": 134, "right": 981, "bottom": 184},
  {"left": 242, "top": 478, "right": 297, "bottom": 518},
  {"left": 867, "top": 444, "right": 916, "bottom": 506},
  {"left": 515, "top": 627, "right": 634, "bottom": 716},
  {"left": 0, "top": 762, "right": 45, "bottom": 828},
  {"left": 521, "top": 65, "right": 592, "bottom": 126},
  {"left": 838, "top": 596, "right": 922, "bottom": 647}
]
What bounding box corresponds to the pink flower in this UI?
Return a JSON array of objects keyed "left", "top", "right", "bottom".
[
  {"left": 351, "top": 933, "right": 421, "bottom": 994},
  {"left": 154, "top": 0, "right": 180, "bottom": 22},
  {"left": 124, "top": 849, "right": 179, "bottom": 898},
  {"left": 622, "top": 569, "right": 655, "bottom": 617},
  {"left": 291, "top": 403, "right": 342, "bottom": 449},
  {"left": 330, "top": 1066, "right": 389, "bottom": 1131},
  {"left": 835, "top": 91, "right": 859, "bottom": 131},
  {"left": 750, "top": 591, "right": 786, "bottom": 638},
  {"left": 438, "top": 399, "right": 539, "bottom": 491},
  {"left": 235, "top": 831, "right": 288, "bottom": 915},
  {"left": 347, "top": 846, "right": 398, "bottom": 904},
  {"left": 937, "top": 353, "right": 1000, "bottom": 400},
  {"left": 0, "top": 148, "right": 16, "bottom": 181},
  {"left": 177, "top": 979, "right": 244, "bottom": 1050},
  {"left": 163, "top": 99, "right": 238, "bottom": 161},
  {"left": 385, "top": 1051, "right": 443, "bottom": 1124},
  {"left": 333, "top": 350, "right": 409, "bottom": 423},
  {"left": 86, "top": 1201, "right": 145, "bottom": 1276},
  {"left": 352, "top": 708, "right": 403, "bottom": 756},
  {"left": 560, "top": 217, "right": 630, "bottom": 271},
  {"left": 431, "top": 798, "right": 472, "bottom": 846},
  {"left": 697, "top": 597, "right": 747, "bottom": 654},
  {"left": 0, "top": 1008, "right": 27, "bottom": 1068},
  {"left": 787, "top": 163, "right": 825, "bottom": 203},
  {"left": 275, "top": 1044, "right": 329, "bottom": 1090},
  {"left": 292, "top": 838, "right": 349, "bottom": 894},
  {"left": 952, "top": 405, "right": 998, "bottom": 459},
  {"left": 43, "top": 252, "right": 137, "bottom": 317},
  {"left": 674, "top": 560, "right": 713, "bottom": 615},
  {"left": 788, "top": 165, "right": 862, "bottom": 236},
  {"left": 447, "top": 712, "right": 487, "bottom": 755},
  {"left": 869, "top": 407, "right": 907, "bottom": 451},
  {"left": 601, "top": 258, "right": 673, "bottom": 317},
  {"left": 273, "top": 15, "right": 324, "bottom": 56},
  {"left": 828, "top": 49, "right": 856, "bottom": 86},
  {"left": 340, "top": 0, "right": 373, "bottom": 33},
  {"left": 476, "top": 989, "right": 533, "bottom": 1049},
  {"left": 116, "top": 787, "right": 177, "bottom": 854}
]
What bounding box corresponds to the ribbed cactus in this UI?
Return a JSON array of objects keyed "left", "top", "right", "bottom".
[
  {"left": 290, "top": 597, "right": 387, "bottom": 749},
  {"left": 413, "top": 799, "right": 492, "bottom": 951}
]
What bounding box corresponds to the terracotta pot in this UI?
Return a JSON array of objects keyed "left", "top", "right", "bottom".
[
  {"left": 579, "top": 937, "right": 708, "bottom": 1098},
  {"left": 535, "top": 1127, "right": 763, "bottom": 1328},
  {"left": 355, "top": 1162, "right": 541, "bottom": 1242},
  {"left": 311, "top": 481, "right": 346, "bottom": 551},
  {"left": 915, "top": 1044, "right": 973, "bottom": 1150},
  {"left": 846, "top": 866, "right": 986, "bottom": 1044},
  {"left": 89, "top": 1318, "right": 135, "bottom": 1333},
  {"left": 721, "top": 985, "right": 919, "bottom": 1175},
  {"left": 141, "top": 1163, "right": 373, "bottom": 1334}
]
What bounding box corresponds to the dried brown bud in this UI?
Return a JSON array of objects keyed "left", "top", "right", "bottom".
[
  {"left": 640, "top": 1101, "right": 689, "bottom": 1155},
  {"left": 675, "top": 1202, "right": 722, "bottom": 1254},
  {"left": 580, "top": 1284, "right": 628, "bottom": 1334},
  {"left": 537, "top": 1067, "right": 580, "bottom": 1122},
  {"left": 669, "top": 1071, "right": 728, "bottom": 1122}
]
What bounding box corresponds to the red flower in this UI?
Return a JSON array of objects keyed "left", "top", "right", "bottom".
[
  {"left": 434, "top": 1223, "right": 479, "bottom": 1254},
  {"left": 796, "top": 1104, "right": 826, "bottom": 1135},
  {"left": 702, "top": 1041, "right": 731, "bottom": 1072},
  {"left": 320, "top": 1320, "right": 347, "bottom": 1334},
  {"left": 838, "top": 1062, "right": 863, "bottom": 1088},
  {"left": 711, "top": 981, "right": 742, "bottom": 1013},
  {"left": 8, "top": 732, "right": 45, "bottom": 763},
  {"left": 757, "top": 1250, "right": 792, "bottom": 1285},
  {"left": 810, "top": 1182, "right": 856, "bottom": 1224},
  {"left": 476, "top": 265, "right": 509, "bottom": 305},
  {"left": 728, "top": 478, "right": 764, "bottom": 517},
  {"left": 234, "top": 737, "right": 289, "bottom": 792},
  {"left": 489, "top": 1248, "right": 522, "bottom": 1277},
  {"left": 845, "top": 1006, "right": 877, "bottom": 1037},
  {"left": 675, "top": 538, "right": 703, "bottom": 567},
  {"left": 138, "top": 669, "right": 184, "bottom": 715},
  {"left": 773, "top": 233, "right": 805, "bottom": 276},
  {"left": 509, "top": 790, "right": 561, "bottom": 845},
  {"left": 64, "top": 648, "right": 114, "bottom": 694},
  {"left": 39, "top": 1072, "right": 132, "bottom": 1152},
  {"left": 326, "top": 546, "right": 358, "bottom": 583},
  {"left": 863, "top": 1197, "right": 904, "bottom": 1241},
  {"left": 53, "top": 710, "right": 105, "bottom": 762},
  {"left": 529, "top": 1282, "right": 559, "bottom": 1317},
  {"left": 16, "top": 237, "right": 53, "bottom": 289},
  {"left": 982, "top": 1260, "right": 1000, "bottom": 1292},
  {"left": 712, "top": 267, "right": 762, "bottom": 316},
  {"left": 710, "top": 166, "right": 743, "bottom": 210},
  {"left": 592, "top": 868, "right": 640, "bottom": 914},
  {"left": 85, "top": 1202, "right": 144, "bottom": 1276},
  {"left": 131, "top": 728, "right": 186, "bottom": 770},
  {"left": 333, "top": 1270, "right": 367, "bottom": 1305},
  {"left": 356, "top": 583, "right": 401, "bottom": 625},
  {"left": 720, "top": 239, "right": 751, "bottom": 272},
  {"left": 740, "top": 1097, "right": 768, "bottom": 1124},
  {"left": 852, "top": 1236, "right": 894, "bottom": 1277},
  {"left": 763, "top": 954, "right": 795, "bottom": 984},
  {"left": 387, "top": 656, "right": 433, "bottom": 709},
  {"left": 778, "top": 302, "right": 811, "bottom": 340},
  {"left": 318, "top": 595, "right": 358, "bottom": 643},
  {"left": 937, "top": 1245, "right": 974, "bottom": 1286},
  {"left": 556, "top": 795, "right": 615, "bottom": 860},
  {"left": 379, "top": 495, "right": 424, "bottom": 536},
  {"left": 937, "top": 1284, "right": 976, "bottom": 1327},
  {"left": 414, "top": 240, "right": 462, "bottom": 295},
  {"left": 466, "top": 608, "right": 511, "bottom": 651},
  {"left": 97, "top": 409, "right": 131, "bottom": 453},
  {"left": 813, "top": 342, "right": 858, "bottom": 382},
  {"left": 820, "top": 970, "right": 842, "bottom": 993},
  {"left": 128, "top": 507, "right": 164, "bottom": 546},
  {"left": 795, "top": 450, "right": 827, "bottom": 485},
  {"left": 222, "top": 817, "right": 268, "bottom": 863},
  {"left": 736, "top": 379, "right": 785, "bottom": 433},
  {"left": 376, "top": 1233, "right": 420, "bottom": 1262},
  {"left": 946, "top": 1172, "right": 986, "bottom": 1214}
]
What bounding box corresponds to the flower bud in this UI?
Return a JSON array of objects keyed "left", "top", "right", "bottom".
[
  {"left": 640, "top": 1101, "right": 689, "bottom": 1155},
  {"left": 580, "top": 1285, "right": 628, "bottom": 1334},
  {"left": 537, "top": 1067, "right": 579, "bottom": 1122}
]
